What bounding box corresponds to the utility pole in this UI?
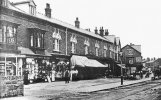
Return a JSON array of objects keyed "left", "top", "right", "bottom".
[{"left": 120, "top": 52, "right": 123, "bottom": 85}]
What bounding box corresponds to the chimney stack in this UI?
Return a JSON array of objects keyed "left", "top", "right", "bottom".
[
  {"left": 75, "top": 17, "right": 80, "bottom": 28},
  {"left": 100, "top": 27, "right": 104, "bottom": 36},
  {"left": 94, "top": 27, "right": 98, "bottom": 34},
  {"left": 105, "top": 29, "right": 109, "bottom": 36},
  {"left": 45, "top": 3, "right": 52, "bottom": 18}
]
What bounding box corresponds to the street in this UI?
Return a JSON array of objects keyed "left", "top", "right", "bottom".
[{"left": 3, "top": 77, "right": 161, "bottom": 100}]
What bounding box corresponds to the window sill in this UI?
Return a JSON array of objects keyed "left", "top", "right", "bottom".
[{"left": 30, "top": 47, "right": 45, "bottom": 50}]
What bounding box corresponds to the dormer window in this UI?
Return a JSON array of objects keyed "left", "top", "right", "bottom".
[
  {"left": 1, "top": 0, "right": 8, "bottom": 7},
  {"left": 29, "top": 5, "right": 36, "bottom": 15},
  {"left": 12, "top": 0, "right": 36, "bottom": 15}
]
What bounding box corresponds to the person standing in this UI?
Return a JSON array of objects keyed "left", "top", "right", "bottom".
[{"left": 64, "top": 68, "right": 70, "bottom": 83}]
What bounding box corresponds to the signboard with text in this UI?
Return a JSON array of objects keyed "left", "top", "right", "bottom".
[{"left": 0, "top": 76, "right": 24, "bottom": 98}]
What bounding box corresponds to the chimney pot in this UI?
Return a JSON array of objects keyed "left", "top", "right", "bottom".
[
  {"left": 105, "top": 29, "right": 109, "bottom": 36},
  {"left": 100, "top": 27, "right": 104, "bottom": 36},
  {"left": 45, "top": 3, "right": 52, "bottom": 18},
  {"left": 75, "top": 17, "right": 80, "bottom": 28},
  {"left": 95, "top": 27, "right": 98, "bottom": 34}
]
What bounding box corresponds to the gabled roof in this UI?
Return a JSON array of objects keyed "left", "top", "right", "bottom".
[
  {"left": 131, "top": 45, "right": 141, "bottom": 53},
  {"left": 104, "top": 35, "right": 116, "bottom": 43},
  {"left": 7, "top": 0, "right": 113, "bottom": 43},
  {"left": 121, "top": 44, "right": 141, "bottom": 54},
  {"left": 12, "top": 0, "right": 36, "bottom": 6}
]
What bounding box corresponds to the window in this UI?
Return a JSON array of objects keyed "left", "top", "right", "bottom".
[
  {"left": 29, "top": 5, "right": 36, "bottom": 15},
  {"left": 29, "top": 29, "right": 45, "bottom": 49},
  {"left": 84, "top": 37, "right": 90, "bottom": 55},
  {"left": 85, "top": 46, "right": 88, "bottom": 55},
  {"left": 95, "top": 40, "right": 99, "bottom": 56},
  {"left": 127, "top": 49, "right": 133, "bottom": 55},
  {"left": 70, "top": 34, "right": 77, "bottom": 53},
  {"left": 0, "top": 24, "right": 16, "bottom": 44},
  {"left": 52, "top": 28, "right": 61, "bottom": 51},
  {"left": 2, "top": 0, "right": 8, "bottom": 7},
  {"left": 110, "top": 51, "right": 112, "bottom": 58},
  {"left": 96, "top": 47, "right": 98, "bottom": 56},
  {"left": 104, "top": 45, "right": 107, "bottom": 57},
  {"left": 129, "top": 58, "right": 134, "bottom": 64},
  {"left": 30, "top": 33, "right": 34, "bottom": 47}
]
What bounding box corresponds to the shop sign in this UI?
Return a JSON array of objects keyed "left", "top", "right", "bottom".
[{"left": 0, "top": 76, "right": 24, "bottom": 98}]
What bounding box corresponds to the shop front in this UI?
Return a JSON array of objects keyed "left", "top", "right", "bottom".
[
  {"left": 0, "top": 53, "right": 25, "bottom": 98},
  {"left": 18, "top": 47, "right": 52, "bottom": 84},
  {"left": 70, "top": 55, "right": 107, "bottom": 79},
  {"left": 50, "top": 53, "right": 70, "bottom": 80}
]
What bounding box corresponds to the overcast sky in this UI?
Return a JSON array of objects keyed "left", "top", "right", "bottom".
[{"left": 10, "top": 0, "right": 161, "bottom": 59}]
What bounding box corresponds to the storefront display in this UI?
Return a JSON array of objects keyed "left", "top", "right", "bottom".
[{"left": 0, "top": 55, "right": 24, "bottom": 98}]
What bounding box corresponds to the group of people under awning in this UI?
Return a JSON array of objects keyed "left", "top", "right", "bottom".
[{"left": 70, "top": 55, "right": 108, "bottom": 79}]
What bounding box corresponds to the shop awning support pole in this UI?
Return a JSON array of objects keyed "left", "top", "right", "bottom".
[
  {"left": 16, "top": 57, "right": 18, "bottom": 76},
  {"left": 5, "top": 56, "right": 6, "bottom": 76}
]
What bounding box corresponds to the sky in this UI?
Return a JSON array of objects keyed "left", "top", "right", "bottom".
[{"left": 10, "top": 0, "right": 161, "bottom": 59}]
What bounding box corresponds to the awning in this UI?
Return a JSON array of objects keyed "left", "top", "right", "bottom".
[
  {"left": 18, "top": 47, "right": 51, "bottom": 57},
  {"left": 70, "top": 55, "right": 106, "bottom": 67},
  {"left": 18, "top": 47, "right": 35, "bottom": 55},
  {"left": 117, "top": 64, "right": 126, "bottom": 69}
]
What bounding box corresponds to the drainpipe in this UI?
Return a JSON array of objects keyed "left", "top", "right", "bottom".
[{"left": 65, "top": 28, "right": 68, "bottom": 55}]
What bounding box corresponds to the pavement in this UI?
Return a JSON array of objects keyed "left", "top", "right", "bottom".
[{"left": 1, "top": 77, "right": 152, "bottom": 100}]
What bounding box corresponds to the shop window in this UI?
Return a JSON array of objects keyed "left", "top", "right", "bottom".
[
  {"left": 52, "top": 28, "right": 61, "bottom": 51},
  {"left": 0, "top": 57, "right": 22, "bottom": 76},
  {"left": 0, "top": 57, "right": 5, "bottom": 76}
]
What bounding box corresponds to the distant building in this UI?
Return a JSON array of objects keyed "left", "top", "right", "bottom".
[
  {"left": 145, "top": 58, "right": 161, "bottom": 71},
  {"left": 121, "top": 43, "right": 143, "bottom": 74}
]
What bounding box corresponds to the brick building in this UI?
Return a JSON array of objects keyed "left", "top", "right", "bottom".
[
  {"left": 0, "top": 0, "right": 122, "bottom": 82},
  {"left": 121, "top": 43, "right": 143, "bottom": 75}
]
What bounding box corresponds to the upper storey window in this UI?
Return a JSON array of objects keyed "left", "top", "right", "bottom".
[
  {"left": 70, "top": 34, "right": 77, "bottom": 53},
  {"left": 95, "top": 40, "right": 100, "bottom": 56},
  {"left": 52, "top": 28, "right": 62, "bottom": 52},
  {"left": 84, "top": 37, "right": 90, "bottom": 55},
  {"left": 1, "top": 0, "right": 8, "bottom": 7},
  {"left": 29, "top": 28, "right": 45, "bottom": 49},
  {"left": 0, "top": 22, "right": 17, "bottom": 44}
]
